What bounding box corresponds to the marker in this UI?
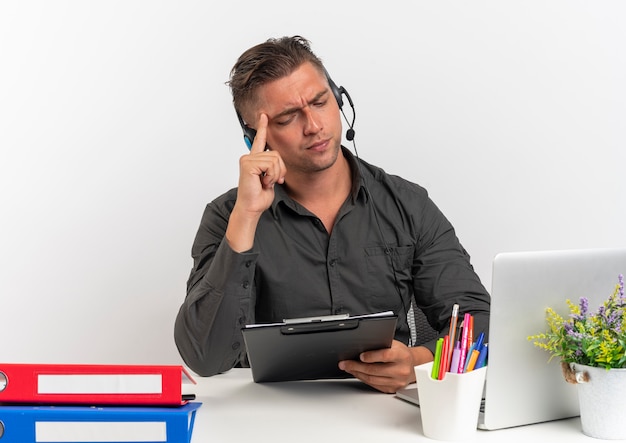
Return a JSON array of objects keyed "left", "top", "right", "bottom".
[
  {"left": 449, "top": 341, "right": 461, "bottom": 373},
  {"left": 438, "top": 335, "right": 450, "bottom": 380},
  {"left": 432, "top": 338, "right": 444, "bottom": 379},
  {"left": 466, "top": 315, "right": 474, "bottom": 353},
  {"left": 457, "top": 313, "right": 471, "bottom": 373}
]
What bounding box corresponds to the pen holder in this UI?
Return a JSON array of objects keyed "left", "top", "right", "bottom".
[{"left": 414, "top": 362, "right": 487, "bottom": 441}]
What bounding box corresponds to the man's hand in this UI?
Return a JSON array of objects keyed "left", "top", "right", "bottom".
[
  {"left": 225, "top": 113, "right": 286, "bottom": 252},
  {"left": 338, "top": 340, "right": 434, "bottom": 394},
  {"left": 236, "top": 113, "right": 286, "bottom": 213}
]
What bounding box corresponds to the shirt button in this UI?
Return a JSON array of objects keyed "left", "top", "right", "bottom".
[
  {"left": 238, "top": 317, "right": 246, "bottom": 325},
  {"left": 329, "top": 259, "right": 337, "bottom": 267},
  {"left": 245, "top": 260, "right": 252, "bottom": 268},
  {"left": 242, "top": 281, "right": 250, "bottom": 289},
  {"left": 232, "top": 342, "right": 240, "bottom": 350}
]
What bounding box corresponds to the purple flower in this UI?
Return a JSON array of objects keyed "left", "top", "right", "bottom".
[
  {"left": 570, "top": 297, "right": 589, "bottom": 322},
  {"left": 574, "top": 349, "right": 584, "bottom": 357},
  {"left": 606, "top": 311, "right": 620, "bottom": 327},
  {"left": 579, "top": 297, "right": 589, "bottom": 316}
]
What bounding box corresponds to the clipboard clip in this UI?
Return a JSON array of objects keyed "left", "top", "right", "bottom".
[
  {"left": 283, "top": 313, "right": 350, "bottom": 324},
  {"left": 280, "top": 319, "right": 360, "bottom": 335}
]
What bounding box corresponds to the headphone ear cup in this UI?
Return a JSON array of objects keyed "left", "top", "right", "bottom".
[
  {"left": 324, "top": 69, "right": 344, "bottom": 109},
  {"left": 237, "top": 110, "right": 257, "bottom": 150},
  {"left": 243, "top": 126, "right": 256, "bottom": 150}
]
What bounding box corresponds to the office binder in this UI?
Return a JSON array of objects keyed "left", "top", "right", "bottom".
[
  {"left": 0, "top": 364, "right": 196, "bottom": 406},
  {"left": 242, "top": 311, "right": 398, "bottom": 382},
  {"left": 0, "top": 402, "right": 201, "bottom": 443}
]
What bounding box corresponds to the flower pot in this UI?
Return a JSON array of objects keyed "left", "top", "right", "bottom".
[{"left": 571, "top": 363, "right": 626, "bottom": 440}]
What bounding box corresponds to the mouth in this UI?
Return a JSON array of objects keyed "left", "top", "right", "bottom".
[{"left": 306, "top": 139, "right": 330, "bottom": 152}]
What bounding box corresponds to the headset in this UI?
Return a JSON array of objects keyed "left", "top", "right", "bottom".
[{"left": 235, "top": 68, "right": 355, "bottom": 150}]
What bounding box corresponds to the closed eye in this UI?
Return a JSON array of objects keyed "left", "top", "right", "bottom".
[
  {"left": 272, "top": 90, "right": 330, "bottom": 126},
  {"left": 275, "top": 114, "right": 295, "bottom": 126}
]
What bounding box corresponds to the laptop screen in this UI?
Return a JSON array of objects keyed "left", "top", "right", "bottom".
[{"left": 481, "top": 247, "right": 626, "bottom": 430}]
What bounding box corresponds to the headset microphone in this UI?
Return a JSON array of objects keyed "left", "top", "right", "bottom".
[
  {"left": 340, "top": 86, "right": 356, "bottom": 141},
  {"left": 325, "top": 70, "right": 356, "bottom": 143}
]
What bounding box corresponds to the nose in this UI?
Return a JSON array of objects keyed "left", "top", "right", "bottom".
[{"left": 302, "top": 106, "right": 321, "bottom": 135}]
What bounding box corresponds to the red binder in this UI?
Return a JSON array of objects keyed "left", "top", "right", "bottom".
[{"left": 0, "top": 363, "right": 196, "bottom": 406}]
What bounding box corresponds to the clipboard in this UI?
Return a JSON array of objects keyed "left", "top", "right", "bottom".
[{"left": 241, "top": 311, "right": 398, "bottom": 382}]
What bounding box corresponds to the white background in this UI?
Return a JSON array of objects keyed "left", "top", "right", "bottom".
[{"left": 1, "top": 1, "right": 624, "bottom": 367}]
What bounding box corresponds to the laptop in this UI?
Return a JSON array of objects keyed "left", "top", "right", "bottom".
[{"left": 396, "top": 247, "right": 626, "bottom": 430}]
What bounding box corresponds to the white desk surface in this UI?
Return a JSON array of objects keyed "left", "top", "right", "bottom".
[{"left": 186, "top": 368, "right": 605, "bottom": 442}]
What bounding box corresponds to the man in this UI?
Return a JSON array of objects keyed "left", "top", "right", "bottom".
[{"left": 174, "top": 36, "right": 490, "bottom": 393}]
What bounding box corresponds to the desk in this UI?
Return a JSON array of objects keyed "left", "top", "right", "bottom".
[{"left": 187, "top": 368, "right": 602, "bottom": 442}]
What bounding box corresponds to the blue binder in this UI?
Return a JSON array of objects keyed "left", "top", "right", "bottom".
[{"left": 0, "top": 402, "right": 201, "bottom": 443}]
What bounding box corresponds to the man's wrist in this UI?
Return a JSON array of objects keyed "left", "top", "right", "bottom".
[{"left": 225, "top": 206, "right": 262, "bottom": 252}]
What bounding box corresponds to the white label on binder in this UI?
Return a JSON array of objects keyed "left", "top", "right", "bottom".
[
  {"left": 37, "top": 374, "right": 163, "bottom": 394},
  {"left": 35, "top": 421, "right": 167, "bottom": 442}
]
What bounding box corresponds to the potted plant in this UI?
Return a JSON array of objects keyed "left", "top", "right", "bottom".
[{"left": 528, "top": 274, "right": 625, "bottom": 439}]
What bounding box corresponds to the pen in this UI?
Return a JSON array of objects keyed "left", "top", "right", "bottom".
[
  {"left": 463, "top": 331, "right": 485, "bottom": 372},
  {"left": 475, "top": 343, "right": 488, "bottom": 369},
  {"left": 447, "top": 304, "right": 459, "bottom": 371},
  {"left": 474, "top": 331, "right": 485, "bottom": 352},
  {"left": 462, "top": 343, "right": 476, "bottom": 372},
  {"left": 465, "top": 349, "right": 481, "bottom": 372}
]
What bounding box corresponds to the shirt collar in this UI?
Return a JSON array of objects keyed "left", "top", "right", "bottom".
[{"left": 270, "top": 146, "right": 368, "bottom": 215}]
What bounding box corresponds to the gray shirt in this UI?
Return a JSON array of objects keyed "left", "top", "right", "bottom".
[{"left": 175, "top": 148, "right": 490, "bottom": 376}]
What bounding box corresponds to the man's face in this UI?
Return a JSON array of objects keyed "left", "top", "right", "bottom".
[{"left": 252, "top": 62, "right": 343, "bottom": 175}]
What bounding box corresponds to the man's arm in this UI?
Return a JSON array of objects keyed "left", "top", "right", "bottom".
[
  {"left": 174, "top": 114, "right": 287, "bottom": 376},
  {"left": 174, "top": 212, "right": 258, "bottom": 376}
]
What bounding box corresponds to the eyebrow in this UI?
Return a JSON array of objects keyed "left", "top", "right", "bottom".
[{"left": 269, "top": 89, "right": 329, "bottom": 121}]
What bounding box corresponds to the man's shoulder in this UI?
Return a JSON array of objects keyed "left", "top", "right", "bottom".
[
  {"left": 358, "top": 157, "right": 428, "bottom": 198},
  {"left": 202, "top": 187, "right": 239, "bottom": 217},
  {"left": 211, "top": 187, "right": 239, "bottom": 204}
]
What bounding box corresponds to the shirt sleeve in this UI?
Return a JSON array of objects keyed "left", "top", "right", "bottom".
[
  {"left": 174, "top": 200, "right": 258, "bottom": 376},
  {"left": 411, "top": 194, "right": 491, "bottom": 354}
]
